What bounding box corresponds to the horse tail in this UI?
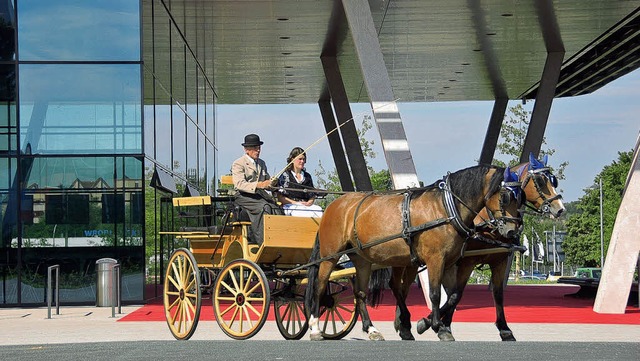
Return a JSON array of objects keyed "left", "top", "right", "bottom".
[
  {"left": 367, "top": 267, "right": 391, "bottom": 307},
  {"left": 304, "top": 233, "right": 321, "bottom": 313}
]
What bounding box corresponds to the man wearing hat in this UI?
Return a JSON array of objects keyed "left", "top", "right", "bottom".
[{"left": 231, "top": 134, "right": 281, "bottom": 245}]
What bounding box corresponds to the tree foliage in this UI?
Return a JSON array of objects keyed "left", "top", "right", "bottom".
[
  {"left": 563, "top": 151, "right": 633, "bottom": 267},
  {"left": 314, "top": 115, "right": 391, "bottom": 208},
  {"left": 493, "top": 104, "right": 568, "bottom": 182}
]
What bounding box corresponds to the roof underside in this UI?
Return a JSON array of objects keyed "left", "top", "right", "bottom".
[{"left": 147, "top": 0, "right": 640, "bottom": 105}]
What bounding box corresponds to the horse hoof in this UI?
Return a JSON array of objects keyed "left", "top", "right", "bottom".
[
  {"left": 310, "top": 332, "right": 324, "bottom": 341},
  {"left": 368, "top": 331, "right": 385, "bottom": 341},
  {"left": 437, "top": 328, "right": 455, "bottom": 342},
  {"left": 399, "top": 330, "right": 415, "bottom": 341},
  {"left": 500, "top": 331, "right": 516, "bottom": 341},
  {"left": 416, "top": 318, "right": 429, "bottom": 335}
]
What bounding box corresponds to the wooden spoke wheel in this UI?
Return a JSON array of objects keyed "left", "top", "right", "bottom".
[
  {"left": 273, "top": 278, "right": 308, "bottom": 340},
  {"left": 163, "top": 248, "right": 201, "bottom": 340},
  {"left": 213, "top": 259, "right": 270, "bottom": 340},
  {"left": 318, "top": 278, "right": 358, "bottom": 340}
]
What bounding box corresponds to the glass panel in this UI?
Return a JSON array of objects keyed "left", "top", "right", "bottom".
[
  {"left": 22, "top": 156, "right": 115, "bottom": 190},
  {"left": 153, "top": 2, "right": 171, "bottom": 93},
  {"left": 185, "top": 54, "right": 197, "bottom": 122},
  {"left": 198, "top": 131, "right": 205, "bottom": 191},
  {"left": 18, "top": 0, "right": 140, "bottom": 61},
  {"left": 186, "top": 120, "right": 197, "bottom": 183},
  {"left": 171, "top": 24, "right": 185, "bottom": 106},
  {"left": 155, "top": 87, "right": 171, "bottom": 170},
  {"left": 19, "top": 64, "right": 142, "bottom": 154},
  {"left": 0, "top": 157, "right": 15, "bottom": 189},
  {"left": 172, "top": 105, "right": 185, "bottom": 173},
  {"left": 0, "top": 0, "right": 16, "bottom": 61}
]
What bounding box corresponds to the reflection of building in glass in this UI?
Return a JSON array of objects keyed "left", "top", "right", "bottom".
[
  {"left": 1, "top": 1, "right": 216, "bottom": 306},
  {"left": 544, "top": 230, "right": 567, "bottom": 264}
]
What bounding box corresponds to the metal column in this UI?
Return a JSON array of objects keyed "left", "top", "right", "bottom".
[
  {"left": 321, "top": 55, "right": 373, "bottom": 191},
  {"left": 341, "top": 0, "right": 419, "bottom": 189},
  {"left": 520, "top": 1, "right": 565, "bottom": 163},
  {"left": 318, "top": 97, "right": 354, "bottom": 191},
  {"left": 479, "top": 98, "right": 508, "bottom": 165}
]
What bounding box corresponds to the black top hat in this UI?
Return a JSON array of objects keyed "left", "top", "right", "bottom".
[{"left": 242, "top": 134, "right": 264, "bottom": 147}]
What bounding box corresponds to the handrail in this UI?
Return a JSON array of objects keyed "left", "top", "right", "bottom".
[
  {"left": 111, "top": 264, "right": 121, "bottom": 318},
  {"left": 47, "top": 265, "right": 60, "bottom": 319}
]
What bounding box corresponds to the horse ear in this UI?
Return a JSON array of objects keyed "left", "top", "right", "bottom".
[
  {"left": 542, "top": 154, "right": 548, "bottom": 166},
  {"left": 529, "top": 152, "right": 535, "bottom": 164},
  {"left": 530, "top": 153, "right": 542, "bottom": 170},
  {"left": 516, "top": 166, "right": 525, "bottom": 179}
]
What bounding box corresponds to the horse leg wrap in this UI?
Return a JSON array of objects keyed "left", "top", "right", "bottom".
[
  {"left": 309, "top": 316, "right": 324, "bottom": 341},
  {"left": 367, "top": 326, "right": 385, "bottom": 341}
]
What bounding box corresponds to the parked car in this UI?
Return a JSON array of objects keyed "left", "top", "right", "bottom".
[
  {"left": 574, "top": 267, "right": 602, "bottom": 280},
  {"left": 519, "top": 275, "right": 547, "bottom": 281}
]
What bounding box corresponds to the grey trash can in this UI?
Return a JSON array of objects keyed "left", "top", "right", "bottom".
[{"left": 96, "top": 258, "right": 118, "bottom": 307}]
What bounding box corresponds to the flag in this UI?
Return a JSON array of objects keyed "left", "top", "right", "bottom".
[
  {"left": 522, "top": 234, "right": 530, "bottom": 257},
  {"left": 538, "top": 242, "right": 545, "bottom": 262},
  {"left": 532, "top": 229, "right": 544, "bottom": 262}
]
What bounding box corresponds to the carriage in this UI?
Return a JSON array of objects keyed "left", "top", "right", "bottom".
[
  {"left": 161, "top": 158, "right": 563, "bottom": 342},
  {"left": 160, "top": 177, "right": 358, "bottom": 341}
]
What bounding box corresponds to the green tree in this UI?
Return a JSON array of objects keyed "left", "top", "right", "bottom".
[
  {"left": 314, "top": 115, "right": 391, "bottom": 208},
  {"left": 493, "top": 104, "right": 568, "bottom": 180},
  {"left": 563, "top": 151, "right": 633, "bottom": 267}
]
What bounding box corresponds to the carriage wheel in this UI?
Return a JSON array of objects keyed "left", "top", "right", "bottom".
[
  {"left": 318, "top": 277, "right": 358, "bottom": 340},
  {"left": 213, "top": 259, "right": 270, "bottom": 340},
  {"left": 273, "top": 279, "right": 308, "bottom": 340},
  {"left": 163, "top": 248, "right": 201, "bottom": 340}
]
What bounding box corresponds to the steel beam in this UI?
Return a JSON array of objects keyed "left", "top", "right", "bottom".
[
  {"left": 318, "top": 98, "right": 354, "bottom": 191},
  {"left": 520, "top": 1, "right": 565, "bottom": 162},
  {"left": 479, "top": 98, "right": 508, "bottom": 165},
  {"left": 341, "top": 0, "right": 419, "bottom": 189},
  {"left": 321, "top": 55, "right": 372, "bottom": 191}
]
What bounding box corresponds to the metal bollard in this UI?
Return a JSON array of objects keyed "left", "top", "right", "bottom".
[
  {"left": 47, "top": 265, "right": 60, "bottom": 319},
  {"left": 111, "top": 264, "right": 121, "bottom": 318}
]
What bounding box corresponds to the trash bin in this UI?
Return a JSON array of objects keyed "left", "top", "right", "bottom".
[{"left": 96, "top": 258, "right": 118, "bottom": 307}]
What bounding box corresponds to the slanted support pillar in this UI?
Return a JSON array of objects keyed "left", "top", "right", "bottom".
[
  {"left": 479, "top": 98, "right": 508, "bottom": 165},
  {"left": 318, "top": 98, "right": 354, "bottom": 191},
  {"left": 520, "top": 51, "right": 563, "bottom": 162},
  {"left": 594, "top": 134, "right": 640, "bottom": 313},
  {"left": 520, "top": 1, "right": 564, "bottom": 162},
  {"left": 321, "top": 56, "right": 372, "bottom": 191},
  {"left": 341, "top": 0, "right": 419, "bottom": 189}
]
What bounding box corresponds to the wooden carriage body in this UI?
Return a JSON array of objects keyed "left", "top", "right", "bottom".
[{"left": 160, "top": 193, "right": 356, "bottom": 341}]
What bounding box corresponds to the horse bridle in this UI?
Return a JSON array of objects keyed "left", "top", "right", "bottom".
[
  {"left": 442, "top": 174, "right": 522, "bottom": 238},
  {"left": 521, "top": 166, "right": 563, "bottom": 215}
]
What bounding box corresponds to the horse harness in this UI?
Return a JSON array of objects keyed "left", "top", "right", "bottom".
[
  {"left": 351, "top": 174, "right": 523, "bottom": 267},
  {"left": 521, "top": 165, "right": 563, "bottom": 215}
]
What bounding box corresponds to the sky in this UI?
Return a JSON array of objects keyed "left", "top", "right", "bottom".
[{"left": 216, "top": 68, "right": 639, "bottom": 204}]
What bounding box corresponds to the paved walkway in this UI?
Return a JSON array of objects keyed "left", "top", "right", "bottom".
[{"left": 1, "top": 304, "right": 639, "bottom": 345}]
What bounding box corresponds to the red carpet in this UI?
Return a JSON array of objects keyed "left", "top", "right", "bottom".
[{"left": 119, "top": 284, "right": 639, "bottom": 325}]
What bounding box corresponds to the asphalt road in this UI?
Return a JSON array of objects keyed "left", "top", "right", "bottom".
[{"left": 1, "top": 340, "right": 638, "bottom": 361}]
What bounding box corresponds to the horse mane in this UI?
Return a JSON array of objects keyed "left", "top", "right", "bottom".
[{"left": 448, "top": 165, "right": 505, "bottom": 202}]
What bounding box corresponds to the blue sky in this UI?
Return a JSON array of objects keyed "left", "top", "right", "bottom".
[{"left": 217, "top": 68, "right": 639, "bottom": 203}]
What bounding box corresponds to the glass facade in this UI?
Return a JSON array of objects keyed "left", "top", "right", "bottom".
[{"left": 0, "top": 0, "right": 217, "bottom": 306}]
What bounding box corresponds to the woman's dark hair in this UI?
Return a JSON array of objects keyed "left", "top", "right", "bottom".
[{"left": 286, "top": 147, "right": 306, "bottom": 171}]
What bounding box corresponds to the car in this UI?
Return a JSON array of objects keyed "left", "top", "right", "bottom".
[
  {"left": 574, "top": 267, "right": 602, "bottom": 280},
  {"left": 519, "top": 275, "right": 547, "bottom": 281}
]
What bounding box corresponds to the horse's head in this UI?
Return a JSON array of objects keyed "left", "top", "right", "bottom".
[
  {"left": 518, "top": 153, "right": 565, "bottom": 218},
  {"left": 481, "top": 167, "right": 524, "bottom": 239}
]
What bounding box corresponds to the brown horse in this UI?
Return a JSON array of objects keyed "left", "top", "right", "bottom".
[
  {"left": 417, "top": 153, "right": 565, "bottom": 341},
  {"left": 305, "top": 165, "right": 523, "bottom": 341}
]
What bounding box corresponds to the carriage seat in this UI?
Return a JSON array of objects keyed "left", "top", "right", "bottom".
[{"left": 178, "top": 226, "right": 233, "bottom": 235}]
